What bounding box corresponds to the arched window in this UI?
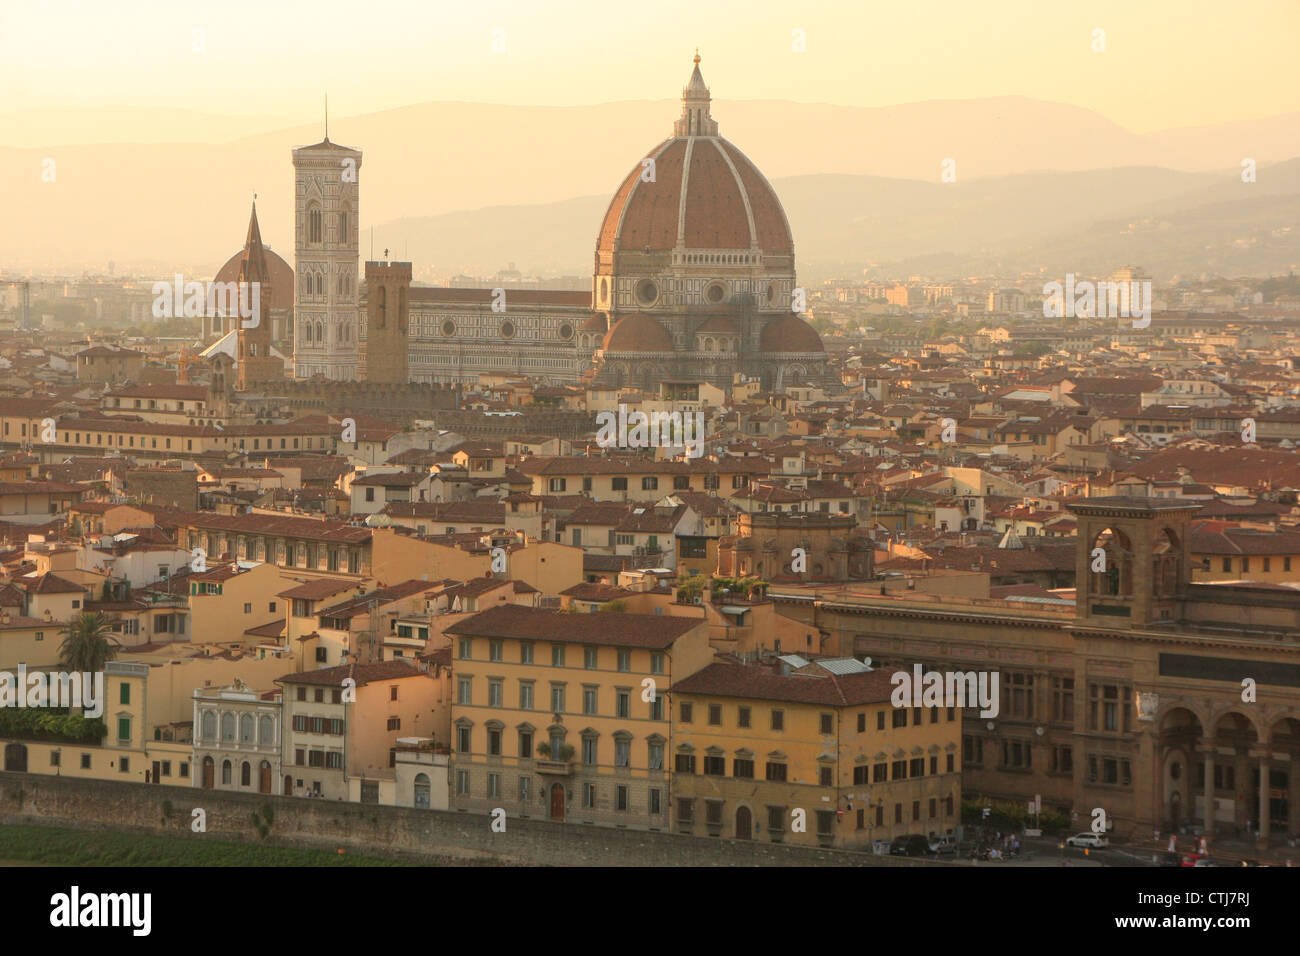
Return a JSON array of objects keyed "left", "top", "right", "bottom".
[
  {"left": 201, "top": 711, "right": 216, "bottom": 741},
  {"left": 240, "top": 761, "right": 251, "bottom": 787},
  {"left": 339, "top": 205, "right": 349, "bottom": 241},
  {"left": 239, "top": 714, "right": 254, "bottom": 743},
  {"left": 308, "top": 205, "right": 322, "bottom": 244},
  {"left": 221, "top": 759, "right": 232, "bottom": 785},
  {"left": 414, "top": 772, "right": 431, "bottom": 809},
  {"left": 259, "top": 715, "right": 274, "bottom": 746},
  {"left": 220, "top": 713, "right": 234, "bottom": 741},
  {"left": 376, "top": 287, "right": 387, "bottom": 329}
]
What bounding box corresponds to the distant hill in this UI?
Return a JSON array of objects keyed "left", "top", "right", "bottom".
[
  {"left": 2, "top": 96, "right": 1298, "bottom": 274},
  {"left": 367, "top": 160, "right": 1300, "bottom": 282}
]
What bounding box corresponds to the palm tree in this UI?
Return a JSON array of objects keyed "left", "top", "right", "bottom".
[{"left": 58, "top": 612, "right": 119, "bottom": 673}]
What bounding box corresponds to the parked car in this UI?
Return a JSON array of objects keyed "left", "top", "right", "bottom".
[
  {"left": 889, "top": 834, "right": 931, "bottom": 857},
  {"left": 928, "top": 834, "right": 959, "bottom": 856},
  {"left": 1065, "top": 832, "right": 1108, "bottom": 848}
]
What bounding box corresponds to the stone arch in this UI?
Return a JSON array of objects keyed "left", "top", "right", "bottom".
[{"left": 1088, "top": 526, "right": 1133, "bottom": 597}]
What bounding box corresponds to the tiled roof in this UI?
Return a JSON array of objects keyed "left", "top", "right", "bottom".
[
  {"left": 671, "top": 660, "right": 895, "bottom": 706},
  {"left": 276, "top": 660, "right": 430, "bottom": 686},
  {"left": 445, "top": 604, "right": 701, "bottom": 648}
]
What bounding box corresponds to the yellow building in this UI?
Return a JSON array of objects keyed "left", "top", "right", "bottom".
[
  {"left": 670, "top": 657, "right": 961, "bottom": 848},
  {"left": 276, "top": 660, "right": 439, "bottom": 799},
  {"left": 0, "top": 661, "right": 192, "bottom": 787},
  {"left": 444, "top": 605, "right": 712, "bottom": 829}
]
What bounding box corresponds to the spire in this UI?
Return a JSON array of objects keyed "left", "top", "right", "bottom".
[
  {"left": 237, "top": 197, "right": 272, "bottom": 291},
  {"left": 674, "top": 51, "right": 718, "bottom": 137},
  {"left": 324, "top": 93, "right": 329, "bottom": 143}
]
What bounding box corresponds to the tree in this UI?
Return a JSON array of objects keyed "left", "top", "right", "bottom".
[{"left": 58, "top": 612, "right": 119, "bottom": 673}]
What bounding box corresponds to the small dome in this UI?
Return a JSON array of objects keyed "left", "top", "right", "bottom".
[
  {"left": 602, "top": 313, "right": 674, "bottom": 353},
  {"left": 695, "top": 315, "right": 738, "bottom": 335},
  {"left": 214, "top": 247, "right": 294, "bottom": 313},
  {"left": 582, "top": 312, "right": 610, "bottom": 333},
  {"left": 760, "top": 315, "right": 824, "bottom": 353}
]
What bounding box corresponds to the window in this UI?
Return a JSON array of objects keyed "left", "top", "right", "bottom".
[
  {"left": 456, "top": 726, "right": 471, "bottom": 753},
  {"left": 616, "top": 690, "right": 630, "bottom": 718},
  {"left": 771, "top": 710, "right": 784, "bottom": 731},
  {"left": 520, "top": 642, "right": 534, "bottom": 665},
  {"left": 947, "top": 753, "right": 955, "bottom": 772},
  {"left": 649, "top": 696, "right": 663, "bottom": 720},
  {"left": 818, "top": 766, "right": 833, "bottom": 786},
  {"left": 612, "top": 477, "right": 628, "bottom": 491},
  {"left": 119, "top": 683, "right": 131, "bottom": 705},
  {"left": 892, "top": 760, "right": 907, "bottom": 780},
  {"left": 487, "top": 728, "right": 501, "bottom": 756},
  {"left": 617, "top": 650, "right": 631, "bottom": 672},
  {"left": 488, "top": 680, "right": 503, "bottom": 708},
  {"left": 551, "top": 644, "right": 565, "bottom": 667},
  {"left": 457, "top": 678, "right": 472, "bottom": 705},
  {"left": 458, "top": 638, "right": 472, "bottom": 660},
  {"left": 489, "top": 640, "right": 503, "bottom": 662},
  {"left": 816, "top": 810, "right": 834, "bottom": 836},
  {"left": 910, "top": 758, "right": 924, "bottom": 777},
  {"left": 616, "top": 785, "right": 629, "bottom": 811},
  {"left": 857, "top": 712, "right": 866, "bottom": 733},
  {"left": 765, "top": 761, "right": 788, "bottom": 782},
  {"left": 456, "top": 770, "right": 469, "bottom": 795},
  {"left": 674, "top": 753, "right": 696, "bottom": 774},
  {"left": 648, "top": 741, "right": 663, "bottom": 770},
  {"left": 738, "top": 706, "right": 751, "bottom": 728},
  {"left": 677, "top": 798, "right": 695, "bottom": 823},
  {"left": 704, "top": 754, "right": 725, "bottom": 776},
  {"left": 550, "top": 684, "right": 566, "bottom": 713},
  {"left": 767, "top": 806, "right": 784, "bottom": 837},
  {"left": 649, "top": 653, "right": 664, "bottom": 674},
  {"left": 893, "top": 709, "right": 907, "bottom": 728},
  {"left": 582, "top": 783, "right": 596, "bottom": 808},
  {"left": 708, "top": 704, "right": 722, "bottom": 725},
  {"left": 641, "top": 477, "right": 658, "bottom": 491},
  {"left": 679, "top": 702, "right": 693, "bottom": 724},
  {"left": 81, "top": 754, "right": 91, "bottom": 769},
  {"left": 583, "top": 686, "right": 598, "bottom": 715},
  {"left": 1051, "top": 676, "right": 1074, "bottom": 722},
  {"left": 584, "top": 647, "right": 598, "bottom": 670},
  {"left": 615, "top": 739, "right": 630, "bottom": 768},
  {"left": 518, "top": 730, "right": 533, "bottom": 758},
  {"left": 819, "top": 713, "right": 833, "bottom": 734},
  {"left": 649, "top": 788, "right": 662, "bottom": 815},
  {"left": 877, "top": 712, "right": 885, "bottom": 730},
  {"left": 519, "top": 682, "right": 534, "bottom": 710}
]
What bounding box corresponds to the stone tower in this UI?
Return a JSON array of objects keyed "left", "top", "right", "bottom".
[
  {"left": 1066, "top": 497, "right": 1199, "bottom": 627},
  {"left": 292, "top": 133, "right": 362, "bottom": 380},
  {"left": 363, "top": 260, "right": 411, "bottom": 384},
  {"left": 235, "top": 200, "right": 283, "bottom": 390}
]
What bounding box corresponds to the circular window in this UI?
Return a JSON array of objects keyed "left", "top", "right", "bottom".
[
  {"left": 442, "top": 320, "right": 456, "bottom": 336},
  {"left": 706, "top": 282, "right": 726, "bottom": 304},
  {"left": 636, "top": 279, "right": 658, "bottom": 306},
  {"left": 558, "top": 323, "right": 574, "bottom": 340},
  {"left": 500, "top": 321, "right": 515, "bottom": 339}
]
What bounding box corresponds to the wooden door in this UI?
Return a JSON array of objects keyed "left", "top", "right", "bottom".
[
  {"left": 202, "top": 760, "right": 214, "bottom": 789},
  {"left": 549, "top": 784, "right": 565, "bottom": 821},
  {"left": 736, "top": 806, "right": 753, "bottom": 840},
  {"left": 259, "top": 764, "right": 271, "bottom": 793}
]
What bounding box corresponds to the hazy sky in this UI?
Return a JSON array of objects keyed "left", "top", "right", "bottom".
[{"left": 3, "top": 0, "right": 1297, "bottom": 134}]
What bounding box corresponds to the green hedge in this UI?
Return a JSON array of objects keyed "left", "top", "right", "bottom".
[{"left": 0, "top": 708, "right": 106, "bottom": 744}]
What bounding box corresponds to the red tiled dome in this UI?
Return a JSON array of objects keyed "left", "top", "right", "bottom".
[
  {"left": 602, "top": 313, "right": 674, "bottom": 353},
  {"left": 695, "top": 315, "right": 738, "bottom": 335},
  {"left": 595, "top": 56, "right": 793, "bottom": 258},
  {"left": 581, "top": 312, "right": 610, "bottom": 333},
  {"left": 760, "top": 315, "right": 824, "bottom": 353},
  {"left": 214, "top": 245, "right": 294, "bottom": 312}
]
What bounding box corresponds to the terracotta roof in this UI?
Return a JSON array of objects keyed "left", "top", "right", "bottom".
[
  {"left": 276, "top": 660, "right": 430, "bottom": 686},
  {"left": 445, "top": 604, "right": 701, "bottom": 648},
  {"left": 602, "top": 313, "right": 674, "bottom": 353},
  {"left": 671, "top": 659, "right": 895, "bottom": 705},
  {"left": 277, "top": 578, "right": 358, "bottom": 601},
  {"left": 760, "top": 315, "right": 824, "bottom": 353}
]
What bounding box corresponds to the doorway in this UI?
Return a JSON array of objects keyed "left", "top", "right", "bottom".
[
  {"left": 259, "top": 761, "right": 272, "bottom": 794},
  {"left": 735, "top": 805, "right": 752, "bottom": 840},
  {"left": 201, "top": 757, "right": 214, "bottom": 790},
  {"left": 549, "top": 784, "right": 566, "bottom": 821}
]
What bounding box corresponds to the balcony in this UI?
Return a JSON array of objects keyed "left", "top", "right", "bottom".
[{"left": 534, "top": 760, "right": 573, "bottom": 776}]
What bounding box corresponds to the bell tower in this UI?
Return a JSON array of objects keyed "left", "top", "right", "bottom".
[
  {"left": 235, "top": 199, "right": 282, "bottom": 390},
  {"left": 1066, "top": 498, "right": 1201, "bottom": 627},
  {"left": 363, "top": 260, "right": 411, "bottom": 384}
]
